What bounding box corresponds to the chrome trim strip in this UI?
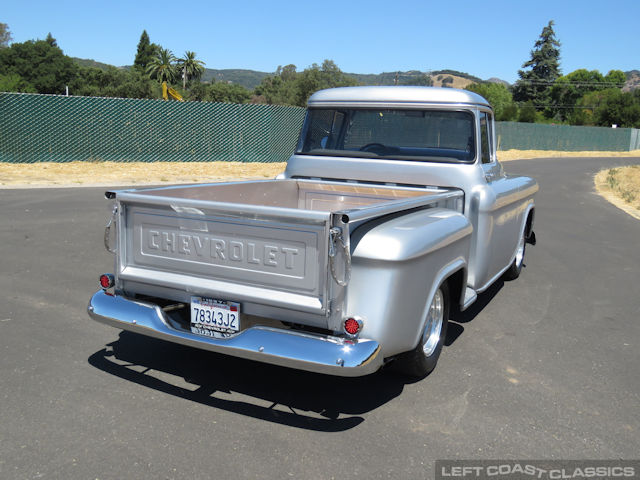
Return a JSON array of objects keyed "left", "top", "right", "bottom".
[
  {"left": 116, "top": 190, "right": 331, "bottom": 225},
  {"left": 87, "top": 291, "right": 382, "bottom": 377},
  {"left": 339, "top": 190, "right": 464, "bottom": 223},
  {"left": 118, "top": 266, "right": 326, "bottom": 315}
]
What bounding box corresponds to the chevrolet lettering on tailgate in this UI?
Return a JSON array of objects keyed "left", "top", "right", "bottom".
[{"left": 144, "top": 228, "right": 301, "bottom": 270}]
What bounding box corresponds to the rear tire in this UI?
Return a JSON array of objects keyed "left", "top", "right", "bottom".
[{"left": 395, "top": 282, "right": 450, "bottom": 378}]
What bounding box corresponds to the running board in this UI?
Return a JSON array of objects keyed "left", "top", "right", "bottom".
[{"left": 461, "top": 287, "right": 477, "bottom": 311}]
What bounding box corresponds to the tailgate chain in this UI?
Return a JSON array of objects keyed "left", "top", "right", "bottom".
[
  {"left": 104, "top": 204, "right": 118, "bottom": 253},
  {"left": 329, "top": 227, "right": 351, "bottom": 287}
]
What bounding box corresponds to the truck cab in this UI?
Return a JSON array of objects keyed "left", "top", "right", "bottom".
[{"left": 285, "top": 86, "right": 537, "bottom": 294}]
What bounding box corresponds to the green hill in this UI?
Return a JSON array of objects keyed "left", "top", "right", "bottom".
[
  {"left": 72, "top": 57, "right": 118, "bottom": 70},
  {"left": 70, "top": 58, "right": 509, "bottom": 89},
  {"left": 200, "top": 69, "right": 269, "bottom": 89}
]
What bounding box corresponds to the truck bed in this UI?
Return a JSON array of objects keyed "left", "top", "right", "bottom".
[{"left": 110, "top": 179, "right": 463, "bottom": 319}]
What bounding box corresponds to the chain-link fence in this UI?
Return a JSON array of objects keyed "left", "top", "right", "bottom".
[
  {"left": 1, "top": 92, "right": 638, "bottom": 164},
  {"left": 0, "top": 92, "right": 306, "bottom": 163},
  {"left": 496, "top": 121, "right": 640, "bottom": 152}
]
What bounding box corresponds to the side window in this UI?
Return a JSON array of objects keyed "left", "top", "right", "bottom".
[{"left": 479, "top": 112, "right": 493, "bottom": 164}]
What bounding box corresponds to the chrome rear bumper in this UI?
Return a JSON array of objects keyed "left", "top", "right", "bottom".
[{"left": 87, "top": 291, "right": 382, "bottom": 377}]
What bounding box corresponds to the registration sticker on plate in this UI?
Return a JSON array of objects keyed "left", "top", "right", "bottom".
[{"left": 190, "top": 297, "right": 240, "bottom": 337}]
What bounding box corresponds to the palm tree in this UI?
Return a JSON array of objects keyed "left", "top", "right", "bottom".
[
  {"left": 178, "top": 51, "right": 206, "bottom": 89},
  {"left": 146, "top": 48, "right": 178, "bottom": 85}
]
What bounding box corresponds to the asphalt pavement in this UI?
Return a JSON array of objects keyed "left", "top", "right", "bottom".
[{"left": 1, "top": 157, "right": 639, "bottom": 479}]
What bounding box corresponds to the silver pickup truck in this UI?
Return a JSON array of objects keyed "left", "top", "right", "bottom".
[{"left": 88, "top": 86, "right": 538, "bottom": 378}]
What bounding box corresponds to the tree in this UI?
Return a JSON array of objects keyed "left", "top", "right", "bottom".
[
  {"left": 549, "top": 69, "right": 626, "bottom": 122},
  {"left": 45, "top": 33, "right": 57, "bottom": 47},
  {"left": 254, "top": 64, "right": 298, "bottom": 105},
  {"left": 133, "top": 30, "right": 158, "bottom": 72},
  {"left": 550, "top": 69, "right": 603, "bottom": 122},
  {"left": 605, "top": 70, "right": 627, "bottom": 86},
  {"left": 254, "top": 60, "right": 358, "bottom": 106},
  {"left": 254, "top": 64, "right": 299, "bottom": 105},
  {"left": 592, "top": 89, "right": 640, "bottom": 128},
  {"left": 146, "top": 47, "right": 178, "bottom": 84},
  {"left": 513, "top": 20, "right": 561, "bottom": 110},
  {"left": 0, "top": 22, "right": 11, "bottom": 48},
  {"left": 467, "top": 82, "right": 517, "bottom": 121},
  {"left": 188, "top": 82, "right": 251, "bottom": 103},
  {"left": 0, "top": 73, "right": 35, "bottom": 92},
  {"left": 177, "top": 51, "right": 205, "bottom": 89},
  {"left": 71, "top": 66, "right": 155, "bottom": 99},
  {"left": 0, "top": 38, "right": 77, "bottom": 94},
  {"left": 279, "top": 64, "right": 297, "bottom": 82},
  {"left": 518, "top": 102, "right": 537, "bottom": 123},
  {"left": 293, "top": 60, "right": 359, "bottom": 106},
  {"left": 441, "top": 76, "right": 454, "bottom": 87}
]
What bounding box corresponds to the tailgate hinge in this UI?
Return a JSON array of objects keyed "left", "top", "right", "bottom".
[
  {"left": 104, "top": 204, "right": 118, "bottom": 254},
  {"left": 329, "top": 227, "right": 351, "bottom": 287}
]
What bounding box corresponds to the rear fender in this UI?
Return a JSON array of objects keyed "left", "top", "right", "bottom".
[{"left": 345, "top": 208, "right": 472, "bottom": 357}]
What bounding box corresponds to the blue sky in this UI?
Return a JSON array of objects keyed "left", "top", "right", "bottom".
[{"left": 3, "top": 0, "right": 639, "bottom": 83}]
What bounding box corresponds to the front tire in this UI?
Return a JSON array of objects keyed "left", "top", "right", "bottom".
[{"left": 395, "top": 282, "right": 450, "bottom": 378}]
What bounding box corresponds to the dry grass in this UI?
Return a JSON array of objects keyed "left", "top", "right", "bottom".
[
  {"left": 431, "top": 75, "right": 474, "bottom": 89},
  {"left": 0, "top": 161, "right": 288, "bottom": 187},
  {"left": 1, "top": 150, "right": 640, "bottom": 188},
  {"left": 594, "top": 165, "right": 640, "bottom": 220}
]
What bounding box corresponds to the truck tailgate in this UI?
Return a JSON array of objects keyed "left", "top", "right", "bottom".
[{"left": 116, "top": 194, "right": 331, "bottom": 314}]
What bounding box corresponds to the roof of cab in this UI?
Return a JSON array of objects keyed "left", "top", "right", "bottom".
[{"left": 307, "top": 86, "right": 490, "bottom": 108}]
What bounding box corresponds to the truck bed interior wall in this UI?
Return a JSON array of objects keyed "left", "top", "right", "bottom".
[{"left": 129, "top": 180, "right": 430, "bottom": 213}]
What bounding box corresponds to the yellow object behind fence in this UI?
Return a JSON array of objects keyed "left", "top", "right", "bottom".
[{"left": 162, "top": 81, "right": 184, "bottom": 101}]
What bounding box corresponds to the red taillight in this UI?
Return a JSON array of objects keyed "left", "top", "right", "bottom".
[
  {"left": 344, "top": 317, "right": 361, "bottom": 336},
  {"left": 99, "top": 274, "right": 114, "bottom": 289}
]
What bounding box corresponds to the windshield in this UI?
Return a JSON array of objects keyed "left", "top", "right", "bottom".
[{"left": 296, "top": 108, "right": 476, "bottom": 163}]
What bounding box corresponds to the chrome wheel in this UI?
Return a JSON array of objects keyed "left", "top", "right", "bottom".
[
  {"left": 504, "top": 230, "right": 526, "bottom": 281},
  {"left": 395, "top": 282, "right": 449, "bottom": 377},
  {"left": 514, "top": 234, "right": 525, "bottom": 269},
  {"left": 422, "top": 288, "right": 444, "bottom": 357}
]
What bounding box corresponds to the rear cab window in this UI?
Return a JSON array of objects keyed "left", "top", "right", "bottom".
[{"left": 297, "top": 108, "right": 476, "bottom": 163}]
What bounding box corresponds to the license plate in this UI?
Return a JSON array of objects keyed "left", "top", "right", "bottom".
[{"left": 190, "top": 297, "right": 240, "bottom": 337}]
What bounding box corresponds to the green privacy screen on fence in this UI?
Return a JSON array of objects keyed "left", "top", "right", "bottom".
[
  {"left": 0, "top": 92, "right": 306, "bottom": 163},
  {"left": 496, "top": 121, "right": 640, "bottom": 152},
  {"left": 1, "top": 92, "right": 638, "bottom": 163}
]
